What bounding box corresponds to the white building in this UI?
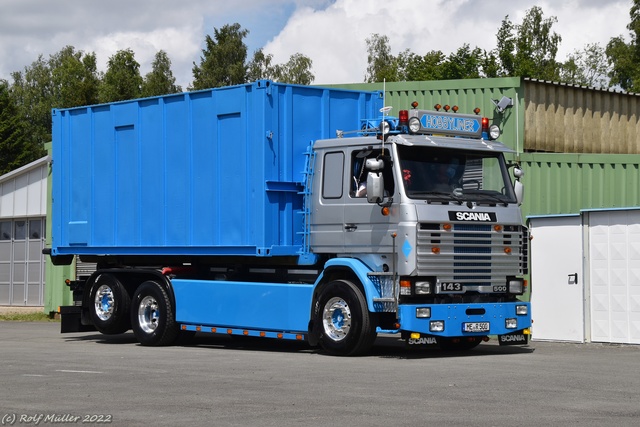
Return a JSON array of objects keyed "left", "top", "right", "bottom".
[{"left": 0, "top": 156, "right": 48, "bottom": 306}]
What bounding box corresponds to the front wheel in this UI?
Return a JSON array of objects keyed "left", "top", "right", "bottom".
[
  {"left": 130, "top": 281, "right": 178, "bottom": 346},
  {"left": 315, "top": 280, "right": 376, "bottom": 356}
]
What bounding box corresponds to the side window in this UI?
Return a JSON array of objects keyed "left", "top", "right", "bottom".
[
  {"left": 322, "top": 152, "right": 344, "bottom": 199},
  {"left": 350, "top": 149, "right": 395, "bottom": 198}
]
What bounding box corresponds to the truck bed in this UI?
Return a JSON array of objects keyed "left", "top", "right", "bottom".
[{"left": 50, "top": 81, "right": 381, "bottom": 260}]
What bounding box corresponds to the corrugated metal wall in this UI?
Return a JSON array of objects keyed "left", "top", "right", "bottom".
[
  {"left": 524, "top": 79, "right": 640, "bottom": 154},
  {"left": 520, "top": 153, "right": 640, "bottom": 216}
]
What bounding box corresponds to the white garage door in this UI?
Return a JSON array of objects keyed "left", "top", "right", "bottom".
[
  {"left": 529, "top": 216, "right": 585, "bottom": 342},
  {"left": 588, "top": 210, "right": 640, "bottom": 344}
]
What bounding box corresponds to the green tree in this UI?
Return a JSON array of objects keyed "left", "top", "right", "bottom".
[
  {"left": 273, "top": 53, "right": 314, "bottom": 85},
  {"left": 606, "top": 0, "right": 640, "bottom": 91},
  {"left": 440, "top": 44, "right": 483, "bottom": 80},
  {"left": 100, "top": 48, "right": 143, "bottom": 102},
  {"left": 247, "top": 49, "right": 278, "bottom": 82},
  {"left": 49, "top": 46, "right": 101, "bottom": 108},
  {"left": 0, "top": 80, "right": 39, "bottom": 175},
  {"left": 364, "top": 34, "right": 399, "bottom": 83},
  {"left": 247, "top": 49, "right": 314, "bottom": 84},
  {"left": 398, "top": 50, "right": 445, "bottom": 81},
  {"left": 141, "top": 50, "right": 182, "bottom": 97},
  {"left": 561, "top": 43, "right": 610, "bottom": 88},
  {"left": 481, "top": 50, "right": 501, "bottom": 78},
  {"left": 10, "top": 55, "right": 53, "bottom": 153},
  {"left": 192, "top": 23, "right": 248, "bottom": 90},
  {"left": 494, "top": 17, "right": 516, "bottom": 76},
  {"left": 8, "top": 46, "right": 100, "bottom": 172},
  {"left": 494, "top": 7, "right": 562, "bottom": 80}
]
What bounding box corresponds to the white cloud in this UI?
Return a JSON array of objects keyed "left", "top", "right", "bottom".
[
  {"left": 0, "top": 0, "right": 633, "bottom": 90},
  {"left": 265, "top": 0, "right": 631, "bottom": 84}
]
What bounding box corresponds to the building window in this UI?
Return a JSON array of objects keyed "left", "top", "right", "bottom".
[
  {"left": 29, "top": 220, "right": 42, "bottom": 239},
  {"left": 0, "top": 221, "right": 11, "bottom": 240},
  {"left": 14, "top": 220, "right": 26, "bottom": 240}
]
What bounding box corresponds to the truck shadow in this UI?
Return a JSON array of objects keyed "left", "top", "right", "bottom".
[{"left": 64, "top": 332, "right": 535, "bottom": 359}]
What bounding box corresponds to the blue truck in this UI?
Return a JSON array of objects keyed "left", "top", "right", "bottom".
[{"left": 47, "top": 80, "right": 531, "bottom": 355}]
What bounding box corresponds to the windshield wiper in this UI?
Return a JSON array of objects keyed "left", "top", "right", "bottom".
[
  {"left": 460, "top": 190, "right": 511, "bottom": 206},
  {"left": 408, "top": 191, "right": 463, "bottom": 204}
]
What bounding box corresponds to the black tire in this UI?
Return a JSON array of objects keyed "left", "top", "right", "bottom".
[
  {"left": 439, "top": 337, "right": 483, "bottom": 351},
  {"left": 130, "top": 281, "right": 179, "bottom": 346},
  {"left": 314, "top": 280, "right": 376, "bottom": 356},
  {"left": 89, "top": 274, "right": 131, "bottom": 335}
]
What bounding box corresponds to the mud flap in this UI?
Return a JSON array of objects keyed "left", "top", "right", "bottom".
[
  {"left": 403, "top": 332, "right": 439, "bottom": 348},
  {"left": 60, "top": 306, "right": 96, "bottom": 333},
  {"left": 498, "top": 331, "right": 529, "bottom": 346}
]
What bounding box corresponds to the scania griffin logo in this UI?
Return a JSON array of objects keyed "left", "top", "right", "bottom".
[{"left": 448, "top": 211, "right": 497, "bottom": 222}]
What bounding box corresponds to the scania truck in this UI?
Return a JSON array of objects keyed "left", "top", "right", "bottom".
[{"left": 47, "top": 80, "right": 531, "bottom": 356}]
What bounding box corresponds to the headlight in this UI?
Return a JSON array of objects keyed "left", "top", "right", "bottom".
[
  {"left": 379, "top": 120, "right": 391, "bottom": 135},
  {"left": 429, "top": 320, "right": 444, "bottom": 332},
  {"left": 516, "top": 305, "right": 528, "bottom": 315},
  {"left": 408, "top": 117, "right": 421, "bottom": 133},
  {"left": 509, "top": 278, "right": 524, "bottom": 294},
  {"left": 489, "top": 124, "right": 501, "bottom": 140},
  {"left": 415, "top": 281, "right": 432, "bottom": 295},
  {"left": 416, "top": 307, "right": 431, "bottom": 318},
  {"left": 506, "top": 318, "right": 517, "bottom": 329}
]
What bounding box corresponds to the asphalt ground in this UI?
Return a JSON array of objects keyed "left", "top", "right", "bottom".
[{"left": 1, "top": 322, "right": 639, "bottom": 427}]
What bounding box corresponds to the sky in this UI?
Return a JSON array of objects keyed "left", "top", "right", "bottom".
[{"left": 0, "top": 0, "right": 633, "bottom": 90}]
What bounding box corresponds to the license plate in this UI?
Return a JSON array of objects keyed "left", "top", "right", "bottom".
[{"left": 463, "top": 322, "right": 490, "bottom": 333}]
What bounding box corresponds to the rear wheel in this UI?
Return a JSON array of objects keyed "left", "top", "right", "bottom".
[
  {"left": 315, "top": 280, "right": 376, "bottom": 356},
  {"left": 89, "top": 274, "right": 131, "bottom": 335},
  {"left": 130, "top": 281, "right": 178, "bottom": 346}
]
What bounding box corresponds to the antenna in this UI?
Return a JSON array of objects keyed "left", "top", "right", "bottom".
[{"left": 380, "top": 79, "right": 389, "bottom": 155}]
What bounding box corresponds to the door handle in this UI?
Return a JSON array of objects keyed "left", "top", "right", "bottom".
[
  {"left": 344, "top": 224, "right": 357, "bottom": 232},
  {"left": 568, "top": 273, "right": 578, "bottom": 284}
]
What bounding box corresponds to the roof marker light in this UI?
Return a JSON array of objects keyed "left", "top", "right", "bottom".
[
  {"left": 434, "top": 103, "right": 441, "bottom": 111},
  {"left": 473, "top": 107, "right": 481, "bottom": 115}
]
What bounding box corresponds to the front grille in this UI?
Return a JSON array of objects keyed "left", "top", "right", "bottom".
[{"left": 417, "top": 223, "right": 528, "bottom": 287}]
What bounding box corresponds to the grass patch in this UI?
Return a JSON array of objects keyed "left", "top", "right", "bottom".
[{"left": 0, "top": 312, "right": 59, "bottom": 322}]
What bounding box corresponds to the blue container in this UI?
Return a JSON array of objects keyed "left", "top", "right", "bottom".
[{"left": 51, "top": 81, "right": 382, "bottom": 258}]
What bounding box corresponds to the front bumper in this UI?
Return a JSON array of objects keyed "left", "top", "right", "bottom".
[{"left": 398, "top": 302, "right": 531, "bottom": 337}]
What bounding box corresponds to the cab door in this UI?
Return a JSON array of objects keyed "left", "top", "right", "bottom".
[
  {"left": 308, "top": 150, "right": 345, "bottom": 253},
  {"left": 343, "top": 148, "right": 396, "bottom": 256}
]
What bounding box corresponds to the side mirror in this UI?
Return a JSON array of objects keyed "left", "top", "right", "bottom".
[
  {"left": 512, "top": 166, "right": 524, "bottom": 206},
  {"left": 514, "top": 180, "right": 524, "bottom": 206},
  {"left": 366, "top": 171, "right": 384, "bottom": 203},
  {"left": 366, "top": 158, "right": 384, "bottom": 171}
]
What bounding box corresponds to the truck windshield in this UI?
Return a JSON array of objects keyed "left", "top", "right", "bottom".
[{"left": 397, "top": 145, "right": 516, "bottom": 204}]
